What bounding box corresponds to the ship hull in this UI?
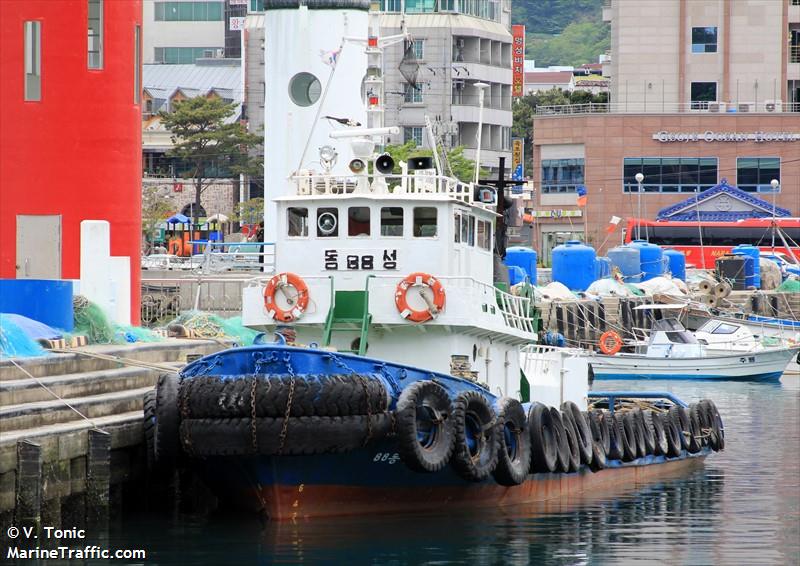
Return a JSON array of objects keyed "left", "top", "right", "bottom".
[{"left": 196, "top": 447, "right": 708, "bottom": 521}]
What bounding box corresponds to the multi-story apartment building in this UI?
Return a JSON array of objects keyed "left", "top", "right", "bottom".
[
  {"left": 528, "top": 0, "right": 799, "bottom": 262},
  {"left": 142, "top": 0, "right": 246, "bottom": 64},
  {"left": 379, "top": 0, "right": 514, "bottom": 174}
]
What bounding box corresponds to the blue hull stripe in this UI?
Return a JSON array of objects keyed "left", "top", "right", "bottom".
[{"left": 594, "top": 371, "right": 783, "bottom": 382}]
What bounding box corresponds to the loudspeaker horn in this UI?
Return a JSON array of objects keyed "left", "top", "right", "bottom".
[{"left": 374, "top": 154, "right": 395, "bottom": 174}]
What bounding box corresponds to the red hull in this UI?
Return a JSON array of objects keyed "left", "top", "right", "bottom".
[{"left": 254, "top": 456, "right": 706, "bottom": 522}]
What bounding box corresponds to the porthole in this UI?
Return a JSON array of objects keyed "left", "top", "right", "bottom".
[{"left": 289, "top": 72, "right": 322, "bottom": 107}]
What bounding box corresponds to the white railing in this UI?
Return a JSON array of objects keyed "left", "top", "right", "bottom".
[
  {"left": 143, "top": 243, "right": 275, "bottom": 274},
  {"left": 494, "top": 285, "right": 537, "bottom": 333},
  {"left": 293, "top": 172, "right": 475, "bottom": 203},
  {"left": 536, "top": 101, "right": 800, "bottom": 115}
]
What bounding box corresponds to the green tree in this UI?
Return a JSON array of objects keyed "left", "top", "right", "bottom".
[
  {"left": 141, "top": 185, "right": 174, "bottom": 253},
  {"left": 513, "top": 0, "right": 602, "bottom": 36},
  {"left": 382, "top": 142, "right": 486, "bottom": 183},
  {"left": 159, "top": 97, "right": 262, "bottom": 226},
  {"left": 232, "top": 197, "right": 264, "bottom": 227}
]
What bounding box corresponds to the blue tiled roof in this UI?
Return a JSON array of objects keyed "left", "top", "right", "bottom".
[{"left": 656, "top": 178, "right": 792, "bottom": 221}]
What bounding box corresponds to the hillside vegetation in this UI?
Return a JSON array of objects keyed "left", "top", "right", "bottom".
[{"left": 513, "top": 0, "right": 610, "bottom": 67}]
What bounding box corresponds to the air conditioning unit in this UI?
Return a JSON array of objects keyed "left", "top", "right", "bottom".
[
  {"left": 764, "top": 100, "right": 782, "bottom": 113},
  {"left": 215, "top": 48, "right": 224, "bottom": 58},
  {"left": 203, "top": 50, "right": 214, "bottom": 58},
  {"left": 707, "top": 102, "right": 724, "bottom": 112},
  {"left": 737, "top": 102, "right": 751, "bottom": 112}
]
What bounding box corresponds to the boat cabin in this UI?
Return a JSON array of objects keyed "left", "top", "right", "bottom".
[{"left": 643, "top": 318, "right": 705, "bottom": 358}]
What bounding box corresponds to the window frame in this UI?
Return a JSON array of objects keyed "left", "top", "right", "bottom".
[
  {"left": 347, "top": 206, "right": 371, "bottom": 238},
  {"left": 540, "top": 158, "right": 585, "bottom": 194},
  {"left": 691, "top": 26, "right": 718, "bottom": 53},
  {"left": 413, "top": 206, "right": 438, "bottom": 238},
  {"left": 24, "top": 21, "right": 42, "bottom": 102},
  {"left": 287, "top": 207, "right": 310, "bottom": 238},
  {"left": 316, "top": 207, "right": 339, "bottom": 238},
  {"left": 403, "top": 84, "right": 423, "bottom": 104},
  {"left": 380, "top": 206, "right": 405, "bottom": 238},
  {"left": 623, "top": 157, "right": 718, "bottom": 193},
  {"left": 690, "top": 81, "right": 717, "bottom": 110},
  {"left": 403, "top": 126, "right": 424, "bottom": 147},
  {"left": 736, "top": 157, "right": 781, "bottom": 193},
  {"left": 87, "top": 0, "right": 103, "bottom": 69}
]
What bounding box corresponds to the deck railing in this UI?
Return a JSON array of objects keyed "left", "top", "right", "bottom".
[{"left": 292, "top": 172, "right": 475, "bottom": 203}]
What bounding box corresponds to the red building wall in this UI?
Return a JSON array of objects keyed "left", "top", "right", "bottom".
[{"left": 0, "top": 0, "right": 142, "bottom": 323}]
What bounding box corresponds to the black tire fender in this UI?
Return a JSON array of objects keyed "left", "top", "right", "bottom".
[
  {"left": 559, "top": 410, "right": 581, "bottom": 473},
  {"left": 529, "top": 403, "right": 557, "bottom": 473},
  {"left": 395, "top": 380, "right": 455, "bottom": 473},
  {"left": 699, "top": 399, "right": 724, "bottom": 451},
  {"left": 669, "top": 405, "right": 692, "bottom": 452},
  {"left": 588, "top": 410, "right": 611, "bottom": 457},
  {"left": 634, "top": 408, "right": 656, "bottom": 455},
  {"left": 645, "top": 410, "right": 668, "bottom": 456},
  {"left": 686, "top": 403, "right": 704, "bottom": 453},
  {"left": 620, "top": 412, "right": 639, "bottom": 462},
  {"left": 563, "top": 402, "right": 593, "bottom": 466},
  {"left": 549, "top": 407, "right": 572, "bottom": 473},
  {"left": 492, "top": 397, "right": 532, "bottom": 486},
  {"left": 661, "top": 411, "right": 682, "bottom": 457},
  {"left": 451, "top": 390, "right": 501, "bottom": 482},
  {"left": 143, "top": 389, "right": 157, "bottom": 471},
  {"left": 607, "top": 412, "right": 624, "bottom": 461},
  {"left": 589, "top": 437, "right": 607, "bottom": 472},
  {"left": 155, "top": 373, "right": 181, "bottom": 467}
]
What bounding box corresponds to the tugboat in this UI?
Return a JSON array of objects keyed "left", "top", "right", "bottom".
[{"left": 144, "top": 0, "right": 725, "bottom": 520}]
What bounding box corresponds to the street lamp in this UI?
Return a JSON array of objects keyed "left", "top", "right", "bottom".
[
  {"left": 770, "top": 179, "right": 779, "bottom": 248},
  {"left": 473, "top": 82, "right": 490, "bottom": 185},
  {"left": 635, "top": 172, "right": 644, "bottom": 240}
]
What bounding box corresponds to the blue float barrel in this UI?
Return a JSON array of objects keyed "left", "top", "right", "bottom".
[
  {"left": 629, "top": 240, "right": 664, "bottom": 281},
  {"left": 552, "top": 240, "right": 596, "bottom": 291},
  {"left": 663, "top": 249, "right": 686, "bottom": 281},
  {"left": 595, "top": 256, "right": 612, "bottom": 280},
  {"left": 507, "top": 266, "right": 527, "bottom": 286},
  {"left": 607, "top": 245, "right": 641, "bottom": 283},
  {"left": 0, "top": 279, "right": 74, "bottom": 331},
  {"left": 732, "top": 244, "right": 760, "bottom": 288},
  {"left": 504, "top": 246, "right": 537, "bottom": 285}
]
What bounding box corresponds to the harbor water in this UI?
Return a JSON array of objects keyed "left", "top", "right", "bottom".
[{"left": 86, "top": 376, "right": 800, "bottom": 564}]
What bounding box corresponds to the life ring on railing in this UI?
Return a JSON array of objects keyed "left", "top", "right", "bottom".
[
  {"left": 263, "top": 272, "right": 310, "bottom": 322},
  {"left": 394, "top": 272, "right": 446, "bottom": 323},
  {"left": 598, "top": 330, "right": 623, "bottom": 355}
]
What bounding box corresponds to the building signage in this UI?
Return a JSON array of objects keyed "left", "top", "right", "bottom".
[
  {"left": 229, "top": 16, "right": 246, "bottom": 31},
  {"left": 653, "top": 131, "right": 800, "bottom": 143},
  {"left": 511, "top": 25, "right": 525, "bottom": 98},
  {"left": 528, "top": 210, "right": 583, "bottom": 219},
  {"left": 324, "top": 249, "right": 398, "bottom": 271},
  {"left": 512, "top": 138, "right": 524, "bottom": 171}
]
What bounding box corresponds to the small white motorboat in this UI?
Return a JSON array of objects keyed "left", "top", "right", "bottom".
[{"left": 590, "top": 317, "right": 800, "bottom": 382}]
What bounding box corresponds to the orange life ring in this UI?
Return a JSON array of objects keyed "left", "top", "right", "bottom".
[
  {"left": 599, "top": 330, "right": 623, "bottom": 355},
  {"left": 263, "top": 272, "right": 310, "bottom": 322},
  {"left": 394, "top": 272, "right": 446, "bottom": 323}
]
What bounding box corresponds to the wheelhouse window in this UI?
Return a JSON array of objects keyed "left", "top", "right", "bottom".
[
  {"left": 413, "top": 207, "right": 437, "bottom": 237},
  {"left": 287, "top": 207, "right": 308, "bottom": 237},
  {"left": 460, "top": 214, "right": 470, "bottom": 243},
  {"left": 468, "top": 215, "right": 475, "bottom": 246},
  {"left": 477, "top": 220, "right": 491, "bottom": 250},
  {"left": 316, "top": 207, "right": 338, "bottom": 237},
  {"left": 691, "top": 27, "right": 717, "bottom": 53},
  {"left": 24, "top": 21, "right": 41, "bottom": 101},
  {"left": 348, "top": 207, "right": 370, "bottom": 237},
  {"left": 87, "top": 0, "right": 103, "bottom": 69},
  {"left": 453, "top": 212, "right": 461, "bottom": 243},
  {"left": 381, "top": 207, "right": 404, "bottom": 237},
  {"left": 737, "top": 157, "right": 780, "bottom": 193}
]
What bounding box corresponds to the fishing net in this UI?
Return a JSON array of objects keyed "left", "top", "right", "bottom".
[
  {"left": 776, "top": 278, "right": 800, "bottom": 293},
  {"left": 398, "top": 42, "right": 420, "bottom": 90},
  {"left": 73, "top": 295, "right": 116, "bottom": 344},
  {"left": 0, "top": 314, "right": 48, "bottom": 358},
  {"left": 168, "top": 311, "right": 261, "bottom": 346}
]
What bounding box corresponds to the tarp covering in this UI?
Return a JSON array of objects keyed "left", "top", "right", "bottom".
[{"left": 0, "top": 314, "right": 48, "bottom": 358}]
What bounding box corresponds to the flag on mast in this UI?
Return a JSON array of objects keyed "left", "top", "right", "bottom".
[{"left": 606, "top": 215, "right": 622, "bottom": 233}]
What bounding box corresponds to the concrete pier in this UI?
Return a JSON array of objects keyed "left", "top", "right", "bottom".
[{"left": 0, "top": 339, "right": 227, "bottom": 528}]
